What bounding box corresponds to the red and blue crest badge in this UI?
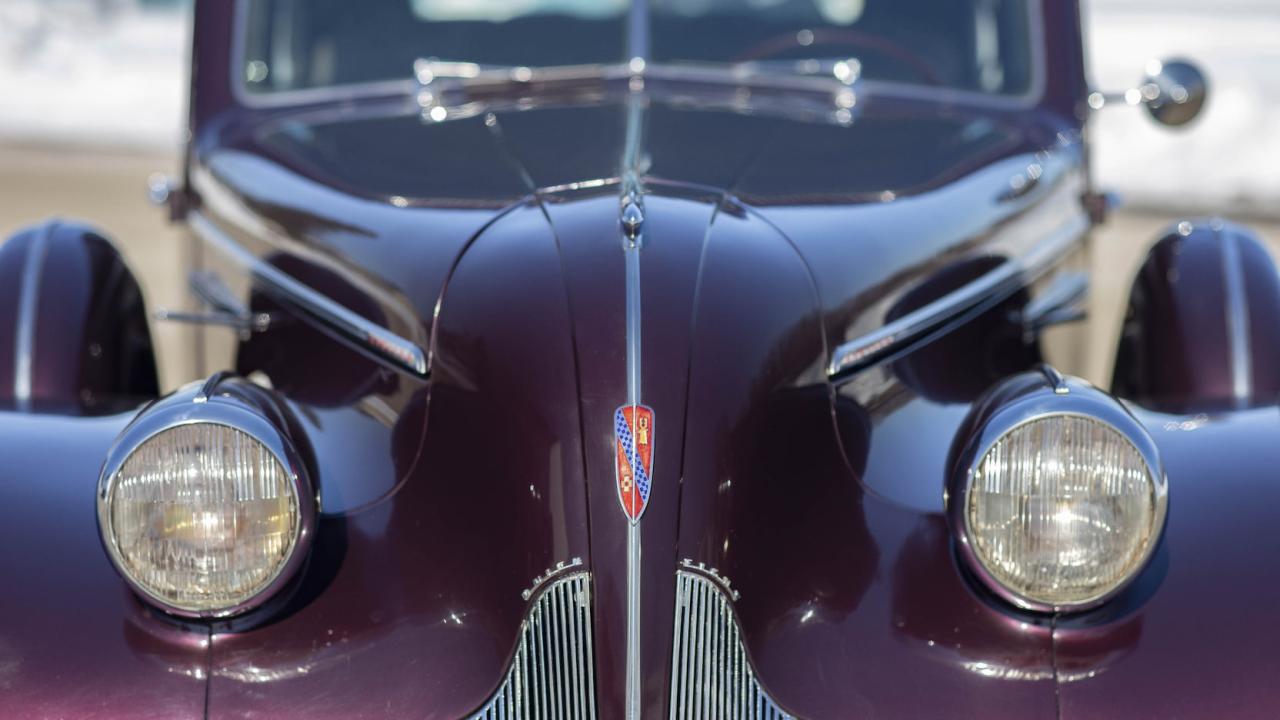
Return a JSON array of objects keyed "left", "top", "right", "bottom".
[{"left": 614, "top": 405, "right": 654, "bottom": 522}]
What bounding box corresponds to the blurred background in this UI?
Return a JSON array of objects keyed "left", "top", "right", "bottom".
[{"left": 0, "top": 0, "right": 1277, "bottom": 390}]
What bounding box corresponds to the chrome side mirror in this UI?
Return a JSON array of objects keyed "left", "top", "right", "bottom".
[{"left": 1089, "top": 58, "right": 1207, "bottom": 128}]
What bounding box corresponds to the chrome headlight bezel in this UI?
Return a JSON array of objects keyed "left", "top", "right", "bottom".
[
  {"left": 948, "top": 368, "right": 1169, "bottom": 614},
  {"left": 96, "top": 376, "right": 317, "bottom": 619}
]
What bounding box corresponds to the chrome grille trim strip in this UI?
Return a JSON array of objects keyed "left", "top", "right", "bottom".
[
  {"left": 669, "top": 571, "right": 794, "bottom": 719},
  {"left": 471, "top": 572, "right": 596, "bottom": 719}
]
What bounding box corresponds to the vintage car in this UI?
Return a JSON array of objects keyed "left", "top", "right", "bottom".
[{"left": 3, "top": 0, "right": 1275, "bottom": 717}]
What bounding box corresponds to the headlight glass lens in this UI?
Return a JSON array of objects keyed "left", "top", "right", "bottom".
[
  {"left": 968, "top": 414, "right": 1158, "bottom": 608},
  {"left": 106, "top": 423, "right": 300, "bottom": 613}
]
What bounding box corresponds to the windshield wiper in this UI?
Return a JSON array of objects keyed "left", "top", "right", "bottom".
[
  {"left": 413, "top": 58, "right": 628, "bottom": 119},
  {"left": 718, "top": 56, "right": 863, "bottom": 85},
  {"left": 413, "top": 56, "right": 861, "bottom": 91},
  {"left": 414, "top": 58, "right": 624, "bottom": 90},
  {"left": 412, "top": 56, "right": 863, "bottom": 125}
]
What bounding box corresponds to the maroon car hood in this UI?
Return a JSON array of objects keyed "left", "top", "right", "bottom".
[{"left": 183, "top": 92, "right": 1085, "bottom": 718}]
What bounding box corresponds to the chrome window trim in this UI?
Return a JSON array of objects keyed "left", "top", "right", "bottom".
[
  {"left": 187, "top": 210, "right": 429, "bottom": 377},
  {"left": 96, "top": 376, "right": 318, "bottom": 619},
  {"left": 228, "top": 0, "right": 1046, "bottom": 111},
  {"left": 12, "top": 221, "right": 53, "bottom": 412},
  {"left": 826, "top": 211, "right": 1090, "bottom": 383}
]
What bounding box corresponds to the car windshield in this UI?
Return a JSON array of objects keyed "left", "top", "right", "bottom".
[{"left": 239, "top": 0, "right": 1036, "bottom": 98}]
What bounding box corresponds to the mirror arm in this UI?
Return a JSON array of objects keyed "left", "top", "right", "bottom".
[
  {"left": 1086, "top": 86, "right": 1161, "bottom": 111},
  {"left": 154, "top": 271, "right": 274, "bottom": 340},
  {"left": 1087, "top": 59, "right": 1207, "bottom": 127}
]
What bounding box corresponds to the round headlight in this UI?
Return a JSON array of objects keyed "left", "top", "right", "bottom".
[
  {"left": 951, "top": 368, "right": 1167, "bottom": 612},
  {"left": 98, "top": 377, "right": 315, "bottom": 618}
]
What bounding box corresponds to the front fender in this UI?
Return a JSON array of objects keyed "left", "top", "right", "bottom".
[
  {"left": 1112, "top": 219, "right": 1280, "bottom": 411},
  {"left": 0, "top": 219, "right": 158, "bottom": 415},
  {"left": 1057, "top": 404, "right": 1280, "bottom": 717},
  {"left": 0, "top": 410, "right": 208, "bottom": 718}
]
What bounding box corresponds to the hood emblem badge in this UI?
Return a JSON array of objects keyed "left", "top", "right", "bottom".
[{"left": 614, "top": 404, "right": 655, "bottom": 522}]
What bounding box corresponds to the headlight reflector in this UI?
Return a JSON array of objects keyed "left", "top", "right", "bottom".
[
  {"left": 99, "top": 378, "right": 314, "bottom": 618},
  {"left": 969, "top": 414, "right": 1158, "bottom": 608},
  {"left": 952, "top": 369, "right": 1167, "bottom": 612}
]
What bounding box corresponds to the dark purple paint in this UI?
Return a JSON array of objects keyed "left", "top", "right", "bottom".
[
  {"left": 0, "top": 220, "right": 157, "bottom": 414},
  {"left": 1113, "top": 220, "right": 1280, "bottom": 410},
  {"left": 1057, "top": 406, "right": 1280, "bottom": 718},
  {"left": 6, "top": 1, "right": 1275, "bottom": 719},
  {"left": 0, "top": 412, "right": 208, "bottom": 719}
]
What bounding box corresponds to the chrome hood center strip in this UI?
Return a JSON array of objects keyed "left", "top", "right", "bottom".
[{"left": 620, "top": 83, "right": 648, "bottom": 720}]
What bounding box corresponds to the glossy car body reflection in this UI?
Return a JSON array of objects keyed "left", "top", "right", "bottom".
[{"left": 0, "top": 0, "right": 1272, "bottom": 718}]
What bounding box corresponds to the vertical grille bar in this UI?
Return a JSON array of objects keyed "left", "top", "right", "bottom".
[
  {"left": 470, "top": 572, "right": 596, "bottom": 719},
  {"left": 668, "top": 570, "right": 794, "bottom": 720},
  {"left": 669, "top": 574, "right": 686, "bottom": 718}
]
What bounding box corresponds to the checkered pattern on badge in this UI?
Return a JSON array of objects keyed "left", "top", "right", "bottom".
[{"left": 614, "top": 407, "right": 651, "bottom": 506}]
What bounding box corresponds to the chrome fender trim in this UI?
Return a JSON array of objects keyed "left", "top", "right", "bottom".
[
  {"left": 827, "top": 211, "right": 1089, "bottom": 383},
  {"left": 187, "top": 210, "right": 428, "bottom": 377}
]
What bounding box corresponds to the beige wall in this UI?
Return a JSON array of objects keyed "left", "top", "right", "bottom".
[{"left": 0, "top": 143, "right": 194, "bottom": 391}]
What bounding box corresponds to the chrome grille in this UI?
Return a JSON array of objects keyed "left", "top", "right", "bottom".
[
  {"left": 669, "top": 571, "right": 794, "bottom": 719},
  {"left": 470, "top": 572, "right": 596, "bottom": 719}
]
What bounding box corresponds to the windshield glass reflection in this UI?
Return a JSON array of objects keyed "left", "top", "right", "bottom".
[{"left": 239, "top": 0, "right": 1034, "bottom": 97}]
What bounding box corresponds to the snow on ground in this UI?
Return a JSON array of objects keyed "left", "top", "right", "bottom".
[{"left": 0, "top": 0, "right": 1275, "bottom": 214}]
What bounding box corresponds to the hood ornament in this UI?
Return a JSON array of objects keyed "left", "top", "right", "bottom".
[{"left": 620, "top": 193, "right": 644, "bottom": 242}]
